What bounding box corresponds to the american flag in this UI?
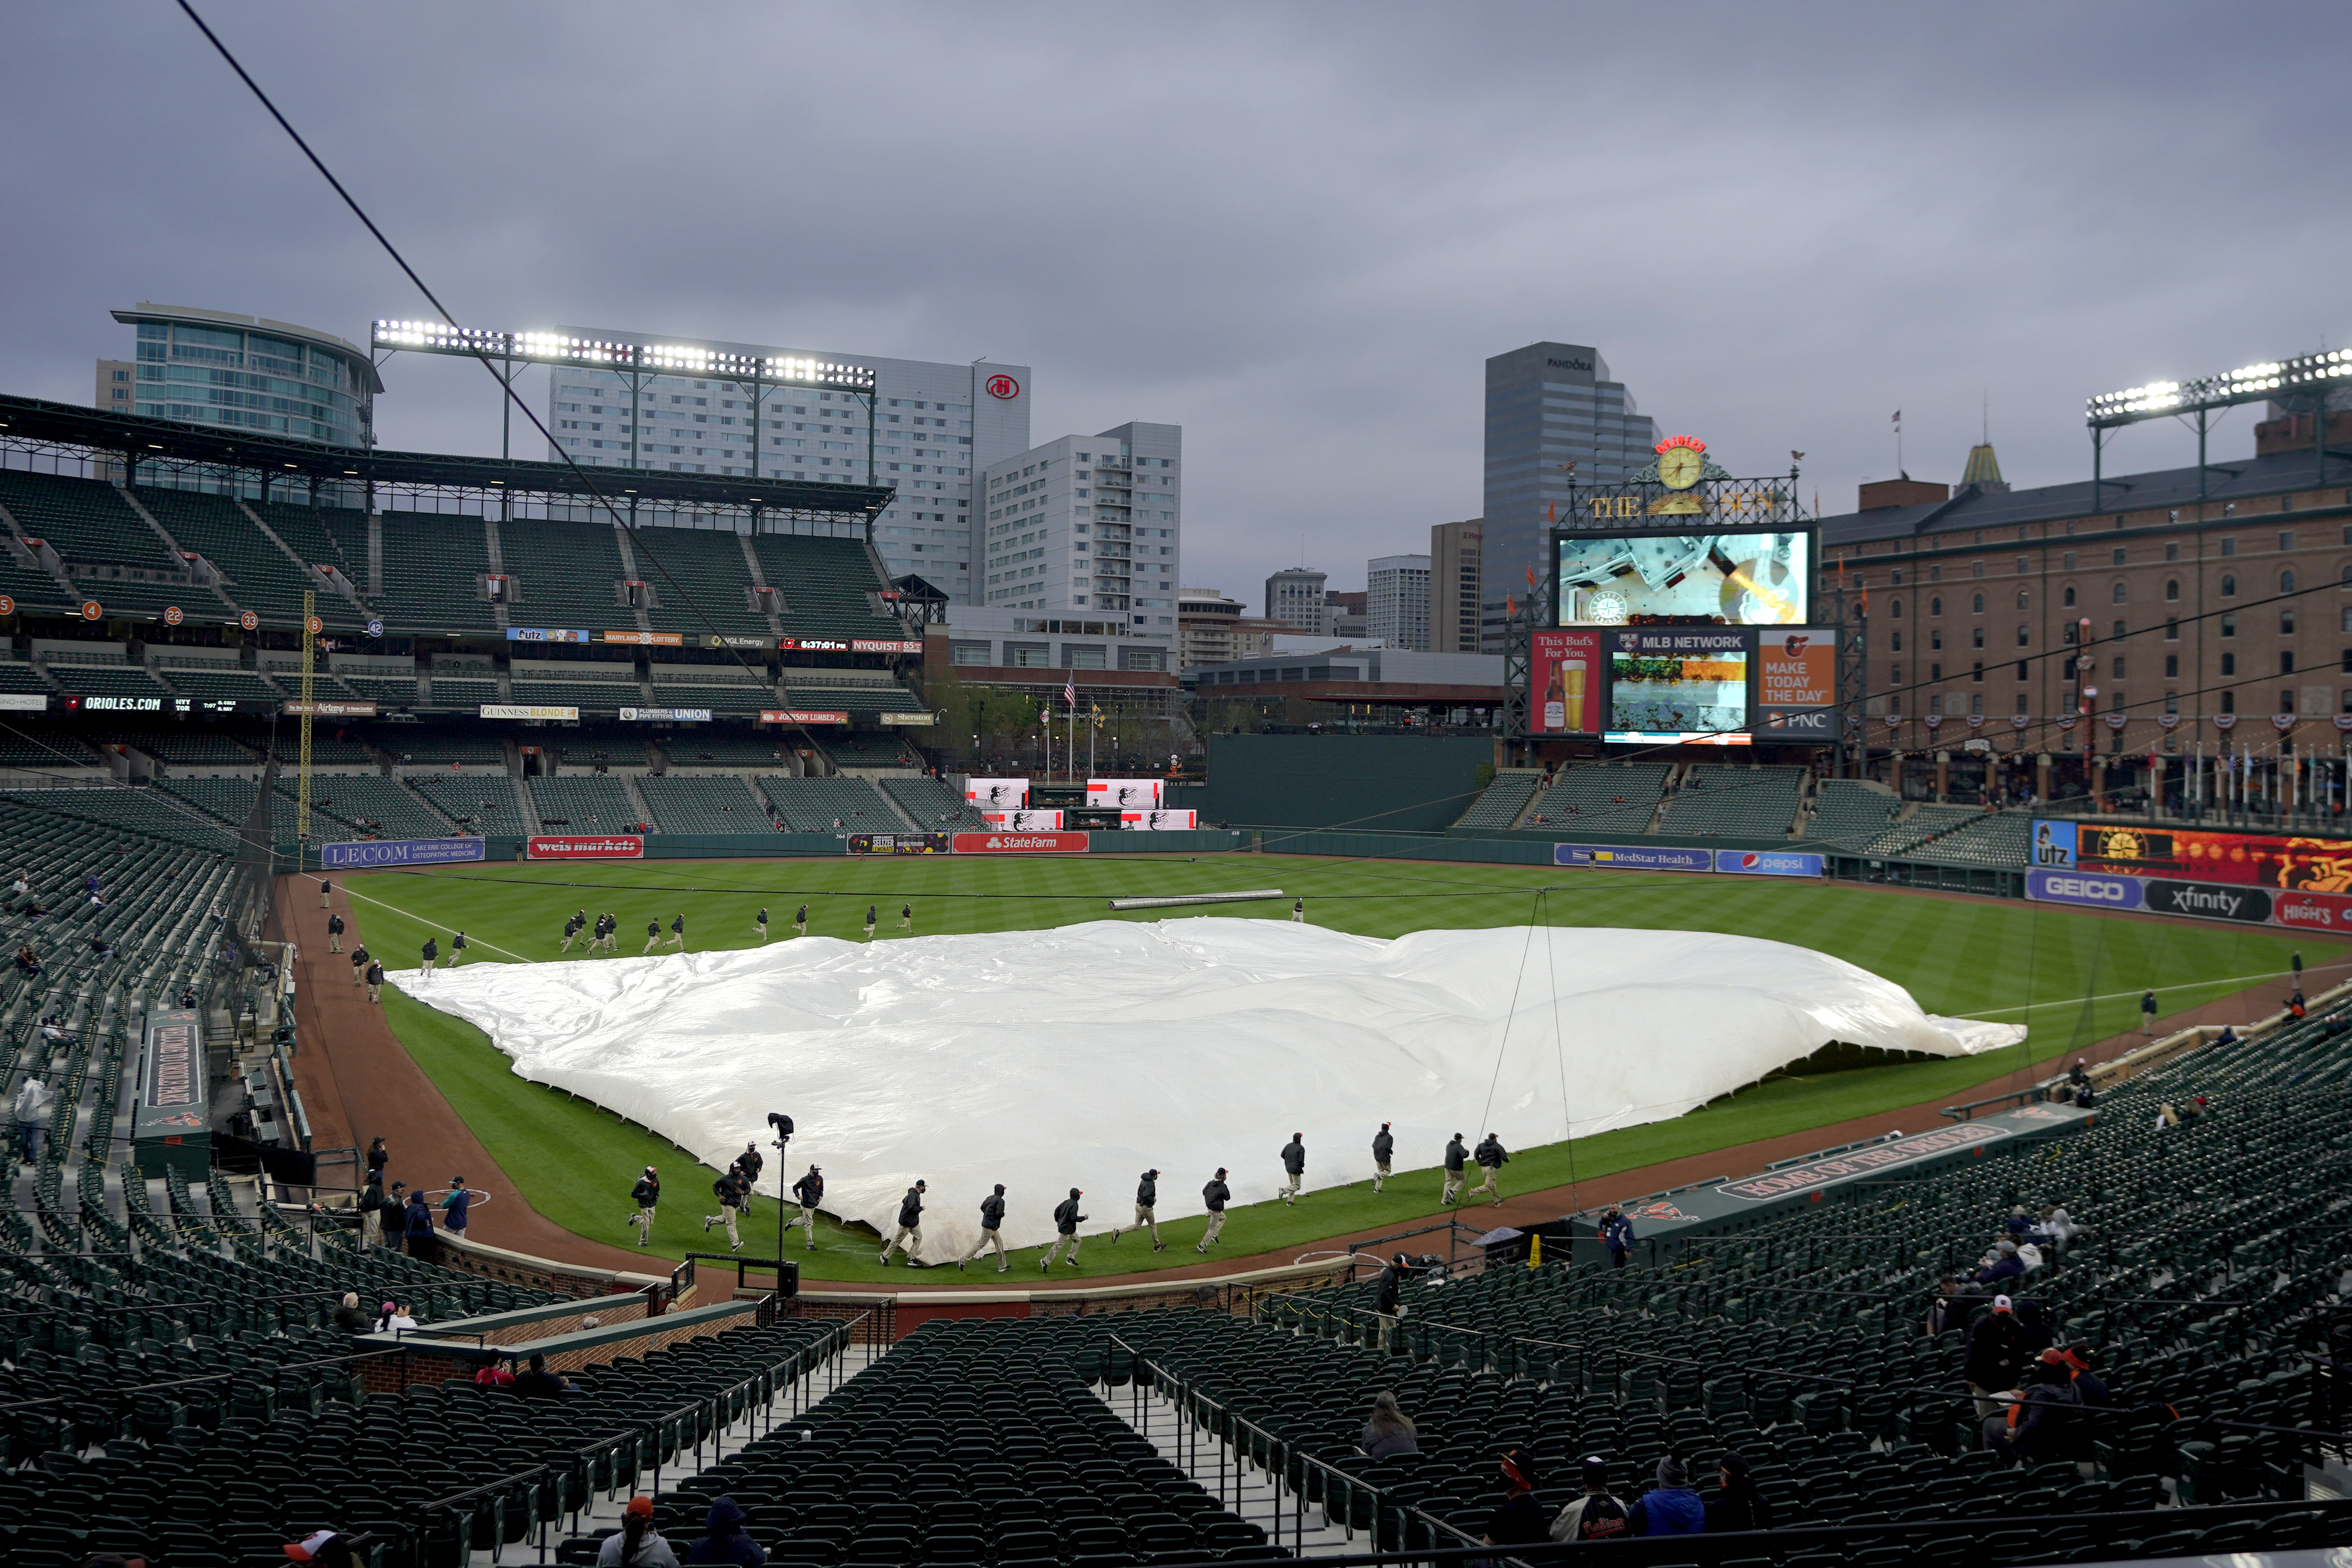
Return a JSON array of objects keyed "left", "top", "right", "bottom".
[{"left": 1064, "top": 679, "right": 1076, "bottom": 710}]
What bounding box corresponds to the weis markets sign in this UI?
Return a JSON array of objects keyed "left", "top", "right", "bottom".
[
  {"left": 321, "top": 836, "right": 486, "bottom": 869},
  {"left": 528, "top": 835, "right": 644, "bottom": 860}
]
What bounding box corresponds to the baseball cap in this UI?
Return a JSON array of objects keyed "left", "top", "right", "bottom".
[
  {"left": 643, "top": 1165, "right": 657, "bottom": 1175},
  {"left": 1993, "top": 1294, "right": 2013, "bottom": 1312},
  {"left": 1579, "top": 1454, "right": 1609, "bottom": 1484},
  {"left": 624, "top": 1497, "right": 655, "bottom": 1519},
  {"left": 283, "top": 1533, "right": 348, "bottom": 1564}
]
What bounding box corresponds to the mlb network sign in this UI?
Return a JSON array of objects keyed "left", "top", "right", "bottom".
[{"left": 321, "top": 836, "right": 486, "bottom": 869}]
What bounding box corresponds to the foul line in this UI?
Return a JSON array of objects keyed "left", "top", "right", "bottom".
[
  {"left": 1962, "top": 958, "right": 2347, "bottom": 1019},
  {"left": 323, "top": 879, "right": 542, "bottom": 967}
]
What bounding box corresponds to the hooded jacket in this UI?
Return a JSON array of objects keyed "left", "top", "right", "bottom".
[
  {"left": 1136, "top": 1172, "right": 1158, "bottom": 1208},
  {"left": 1372, "top": 1126, "right": 1393, "bottom": 1163},
  {"left": 402, "top": 1193, "right": 434, "bottom": 1238},
  {"left": 1053, "top": 1192, "right": 1085, "bottom": 1234},
  {"left": 1202, "top": 1176, "right": 1231, "bottom": 1212},
  {"left": 1443, "top": 1136, "right": 1467, "bottom": 1173},
  {"left": 1374, "top": 1265, "right": 1402, "bottom": 1316},
  {"left": 1628, "top": 1484, "right": 1704, "bottom": 1536},
  {"left": 792, "top": 1171, "right": 823, "bottom": 1206},
  {"left": 1280, "top": 1137, "right": 1305, "bottom": 1175},
  {"left": 422, "top": 938, "right": 438, "bottom": 960},
  {"left": 978, "top": 1190, "right": 1005, "bottom": 1230},
  {"left": 682, "top": 1497, "right": 766, "bottom": 1567},
  {"left": 896, "top": 1186, "right": 925, "bottom": 1228},
  {"left": 1474, "top": 1134, "right": 1508, "bottom": 1169},
  {"left": 632, "top": 1174, "right": 661, "bottom": 1207}
]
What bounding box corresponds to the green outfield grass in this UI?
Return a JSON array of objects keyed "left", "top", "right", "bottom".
[{"left": 343, "top": 853, "right": 2335, "bottom": 1280}]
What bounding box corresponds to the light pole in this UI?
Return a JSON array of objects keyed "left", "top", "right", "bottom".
[{"left": 766, "top": 1112, "right": 795, "bottom": 1272}]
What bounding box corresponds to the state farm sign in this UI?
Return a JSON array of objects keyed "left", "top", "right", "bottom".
[
  {"left": 951, "top": 831, "right": 1089, "bottom": 854},
  {"left": 527, "top": 835, "right": 644, "bottom": 860}
]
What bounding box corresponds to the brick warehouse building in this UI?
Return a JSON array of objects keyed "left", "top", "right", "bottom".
[{"left": 1815, "top": 413, "right": 2352, "bottom": 802}]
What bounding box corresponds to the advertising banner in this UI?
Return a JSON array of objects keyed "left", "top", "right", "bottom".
[
  {"left": 618, "top": 707, "right": 712, "bottom": 723},
  {"left": 1556, "top": 529, "right": 1810, "bottom": 626},
  {"left": 132, "top": 1006, "right": 209, "bottom": 1179},
  {"left": 2142, "top": 879, "right": 2273, "bottom": 923},
  {"left": 480, "top": 703, "right": 580, "bottom": 721},
  {"left": 281, "top": 700, "right": 377, "bottom": 717},
  {"left": 849, "top": 832, "right": 952, "bottom": 856},
  {"left": 965, "top": 778, "right": 1031, "bottom": 810},
  {"left": 527, "top": 834, "right": 645, "bottom": 860},
  {"left": 1605, "top": 628, "right": 1752, "bottom": 745},
  {"left": 2030, "top": 819, "right": 2352, "bottom": 891},
  {"left": 851, "top": 638, "right": 924, "bottom": 654},
  {"left": 1554, "top": 842, "right": 1714, "bottom": 872},
  {"left": 321, "top": 836, "right": 486, "bottom": 869},
  {"left": 1087, "top": 778, "right": 1164, "bottom": 810},
  {"left": 1713, "top": 849, "right": 1824, "bottom": 877},
  {"left": 954, "top": 829, "right": 1089, "bottom": 854},
  {"left": 760, "top": 710, "right": 849, "bottom": 725},
  {"left": 602, "top": 630, "right": 683, "bottom": 646},
  {"left": 877, "top": 712, "right": 937, "bottom": 725},
  {"left": 1121, "top": 809, "right": 1199, "bottom": 830},
  {"left": 1530, "top": 629, "right": 1603, "bottom": 735},
  {"left": 2270, "top": 889, "right": 2352, "bottom": 931},
  {"left": 2025, "top": 867, "right": 2147, "bottom": 911},
  {"left": 1753, "top": 628, "right": 1837, "bottom": 742},
  {"left": 505, "top": 627, "right": 590, "bottom": 644},
  {"left": 699, "top": 634, "right": 773, "bottom": 650},
  {"left": 983, "top": 809, "right": 1065, "bottom": 831},
  {"left": 2028, "top": 866, "right": 2270, "bottom": 923},
  {"left": 0, "top": 692, "right": 49, "bottom": 711}
]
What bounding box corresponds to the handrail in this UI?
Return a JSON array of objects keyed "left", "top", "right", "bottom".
[{"left": 0, "top": 1344, "right": 408, "bottom": 1412}]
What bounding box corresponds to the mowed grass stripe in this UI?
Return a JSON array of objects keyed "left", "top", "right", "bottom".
[{"left": 337, "top": 855, "right": 2333, "bottom": 1280}]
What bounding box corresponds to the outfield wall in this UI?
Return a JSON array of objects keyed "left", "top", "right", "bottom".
[
  {"left": 1204, "top": 733, "right": 1490, "bottom": 833},
  {"left": 291, "top": 830, "right": 1246, "bottom": 863}
]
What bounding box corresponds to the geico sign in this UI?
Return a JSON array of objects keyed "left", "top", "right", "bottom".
[{"left": 2050, "top": 877, "right": 2130, "bottom": 901}]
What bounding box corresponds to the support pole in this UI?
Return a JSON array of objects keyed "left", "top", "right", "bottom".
[{"left": 298, "top": 588, "right": 315, "bottom": 849}]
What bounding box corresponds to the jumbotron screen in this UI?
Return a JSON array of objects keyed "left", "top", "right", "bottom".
[{"left": 1555, "top": 529, "right": 1810, "bottom": 626}]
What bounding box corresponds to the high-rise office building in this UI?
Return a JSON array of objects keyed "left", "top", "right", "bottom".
[
  {"left": 544, "top": 325, "right": 1031, "bottom": 603},
  {"left": 976, "top": 421, "right": 1181, "bottom": 642},
  {"left": 1429, "top": 518, "right": 1484, "bottom": 654},
  {"left": 1482, "top": 343, "right": 1657, "bottom": 648},
  {"left": 1366, "top": 554, "right": 1431, "bottom": 651},
  {"left": 1264, "top": 567, "right": 1329, "bottom": 634},
  {"left": 110, "top": 303, "right": 379, "bottom": 448}
]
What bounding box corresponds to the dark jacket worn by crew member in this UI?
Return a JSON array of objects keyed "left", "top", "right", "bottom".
[
  {"left": 1600, "top": 1212, "right": 1635, "bottom": 1254},
  {"left": 978, "top": 1190, "right": 1005, "bottom": 1231},
  {"left": 632, "top": 1173, "right": 662, "bottom": 1208},
  {"left": 1374, "top": 1263, "right": 1403, "bottom": 1316},
  {"left": 1372, "top": 1125, "right": 1393, "bottom": 1164},
  {"left": 1202, "top": 1176, "right": 1231, "bottom": 1212},
  {"left": 365, "top": 961, "right": 385, "bottom": 987},
  {"left": 1135, "top": 1172, "right": 1157, "bottom": 1208},
  {"left": 1475, "top": 1134, "right": 1508, "bottom": 1169},
  {"left": 422, "top": 938, "right": 438, "bottom": 962},
  {"left": 792, "top": 1170, "right": 823, "bottom": 1207},
  {"left": 1280, "top": 1137, "right": 1306, "bottom": 1176},
  {"left": 1053, "top": 1191, "right": 1085, "bottom": 1235},
  {"left": 327, "top": 913, "right": 344, "bottom": 936},
  {"left": 1443, "top": 1136, "right": 1467, "bottom": 1174},
  {"left": 713, "top": 1171, "right": 748, "bottom": 1209},
  {"left": 896, "top": 1186, "right": 925, "bottom": 1229}
]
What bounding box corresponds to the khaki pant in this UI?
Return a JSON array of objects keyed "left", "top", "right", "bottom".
[
  {"left": 1279, "top": 1171, "right": 1301, "bottom": 1203},
  {"left": 965, "top": 1228, "right": 1007, "bottom": 1269},
  {"left": 560, "top": 932, "right": 576, "bottom": 950},
  {"left": 666, "top": 933, "right": 683, "bottom": 949},
  {"left": 1198, "top": 1210, "right": 1227, "bottom": 1250},
  {"left": 320, "top": 888, "right": 332, "bottom": 909},
  {"left": 791, "top": 1203, "right": 818, "bottom": 1247},
  {"left": 883, "top": 1223, "right": 921, "bottom": 1262},
  {"left": 1971, "top": 1384, "right": 2005, "bottom": 1419},
  {"left": 1442, "top": 1171, "right": 1464, "bottom": 1204},
  {"left": 1373, "top": 1311, "right": 1398, "bottom": 1352},
  {"left": 795, "top": 919, "right": 807, "bottom": 936},
  {"left": 644, "top": 934, "right": 660, "bottom": 953},
  {"left": 420, "top": 957, "right": 436, "bottom": 974},
  {"left": 449, "top": 949, "right": 464, "bottom": 967},
  {"left": 1373, "top": 1162, "right": 1390, "bottom": 1193},
  {"left": 1128, "top": 1204, "right": 1161, "bottom": 1245},
  {"left": 630, "top": 1206, "right": 656, "bottom": 1246},
  {"left": 328, "top": 933, "right": 342, "bottom": 953},
  {"left": 899, "top": 912, "right": 911, "bottom": 929},
  {"left": 1044, "top": 1232, "right": 1082, "bottom": 1267},
  {"left": 1467, "top": 1166, "right": 1501, "bottom": 1203},
  {"left": 351, "top": 964, "right": 364, "bottom": 985},
  {"left": 366, "top": 983, "right": 381, "bottom": 1004},
  {"left": 361, "top": 1209, "right": 381, "bottom": 1249},
  {"left": 755, "top": 922, "right": 767, "bottom": 942},
  {"left": 2143, "top": 1014, "right": 2155, "bottom": 1035},
  {"left": 864, "top": 922, "right": 876, "bottom": 941},
  {"left": 705, "top": 1206, "right": 740, "bottom": 1247}
]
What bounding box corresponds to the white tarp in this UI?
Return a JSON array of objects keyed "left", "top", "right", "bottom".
[{"left": 389, "top": 920, "right": 2020, "bottom": 1258}]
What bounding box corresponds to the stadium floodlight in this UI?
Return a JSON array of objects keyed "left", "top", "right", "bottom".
[
  {"left": 2086, "top": 346, "right": 2352, "bottom": 429},
  {"left": 369, "top": 320, "right": 876, "bottom": 392}
]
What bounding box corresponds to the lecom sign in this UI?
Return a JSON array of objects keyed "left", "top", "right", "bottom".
[
  {"left": 952, "top": 831, "right": 1087, "bottom": 854},
  {"left": 528, "top": 835, "right": 645, "bottom": 860}
]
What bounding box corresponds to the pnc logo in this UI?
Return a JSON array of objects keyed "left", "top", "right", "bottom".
[{"left": 985, "top": 374, "right": 1021, "bottom": 400}]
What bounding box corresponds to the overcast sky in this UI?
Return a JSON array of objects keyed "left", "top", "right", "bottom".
[{"left": 4, "top": 4, "right": 2347, "bottom": 595}]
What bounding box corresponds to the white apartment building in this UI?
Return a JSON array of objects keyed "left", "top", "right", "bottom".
[
  {"left": 543, "top": 325, "right": 1032, "bottom": 603},
  {"left": 1367, "top": 554, "right": 1432, "bottom": 651},
  {"left": 978, "top": 421, "right": 1181, "bottom": 644}
]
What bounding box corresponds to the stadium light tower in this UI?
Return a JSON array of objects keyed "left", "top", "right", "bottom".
[
  {"left": 766, "top": 1112, "right": 795, "bottom": 1271},
  {"left": 2086, "top": 347, "right": 2352, "bottom": 509},
  {"left": 369, "top": 322, "right": 882, "bottom": 509}
]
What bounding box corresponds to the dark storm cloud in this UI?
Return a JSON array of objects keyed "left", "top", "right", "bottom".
[{"left": 3, "top": 3, "right": 2346, "bottom": 594}]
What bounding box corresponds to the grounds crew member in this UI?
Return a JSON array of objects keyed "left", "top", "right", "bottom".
[
  {"left": 789, "top": 1164, "right": 824, "bottom": 1249},
  {"left": 349, "top": 945, "right": 369, "bottom": 986},
  {"left": 795, "top": 903, "right": 809, "bottom": 936},
  {"left": 1599, "top": 1203, "right": 1635, "bottom": 1268},
  {"left": 627, "top": 1166, "right": 660, "bottom": 1247},
  {"left": 596, "top": 912, "right": 616, "bottom": 951},
  {"left": 1371, "top": 1122, "right": 1394, "bottom": 1192},
  {"left": 899, "top": 903, "right": 913, "bottom": 931},
  {"left": 320, "top": 878, "right": 333, "bottom": 910},
  {"left": 754, "top": 907, "right": 768, "bottom": 942},
  {"left": 420, "top": 935, "right": 438, "bottom": 975},
  {"left": 364, "top": 957, "right": 385, "bottom": 1003},
  {"left": 1113, "top": 1168, "right": 1165, "bottom": 1250},
  {"left": 1291, "top": 897, "right": 1306, "bottom": 923},
  {"left": 880, "top": 1179, "right": 926, "bottom": 1265},
  {"left": 1278, "top": 1133, "right": 1306, "bottom": 1204},
  {"left": 326, "top": 911, "right": 344, "bottom": 954},
  {"left": 643, "top": 918, "right": 663, "bottom": 954},
  {"left": 703, "top": 1165, "right": 750, "bottom": 1252},
  {"left": 735, "top": 1142, "right": 763, "bottom": 1211},
  {"left": 864, "top": 905, "right": 878, "bottom": 940},
  {"left": 959, "top": 1184, "right": 1010, "bottom": 1271},
  {"left": 666, "top": 913, "right": 686, "bottom": 951},
  {"left": 561, "top": 911, "right": 585, "bottom": 952},
  {"left": 449, "top": 930, "right": 468, "bottom": 967},
  {"left": 1197, "top": 1168, "right": 1231, "bottom": 1252},
  {"left": 2141, "top": 990, "right": 2158, "bottom": 1035},
  {"left": 1466, "top": 1131, "right": 1509, "bottom": 1205},
  {"left": 1043, "top": 1187, "right": 1087, "bottom": 1269},
  {"left": 1441, "top": 1133, "right": 1468, "bottom": 1204}
]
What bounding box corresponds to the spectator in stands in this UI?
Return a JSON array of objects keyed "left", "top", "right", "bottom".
[
  {"left": 1481, "top": 1449, "right": 1549, "bottom": 1550},
  {"left": 366, "top": 1138, "right": 388, "bottom": 1183},
  {"left": 1975, "top": 1239, "right": 2024, "bottom": 1289},
  {"left": 331, "top": 1292, "right": 371, "bottom": 1334},
  {"left": 2034, "top": 1203, "right": 2075, "bottom": 1268},
  {"left": 514, "top": 1353, "right": 578, "bottom": 1398},
  {"left": 376, "top": 1300, "right": 418, "bottom": 1332},
  {"left": 1361, "top": 1389, "right": 1418, "bottom": 1458},
  {"left": 2004, "top": 1206, "right": 2033, "bottom": 1240},
  {"left": 1550, "top": 1456, "right": 1631, "bottom": 1542},
  {"left": 1197, "top": 1168, "right": 1231, "bottom": 1252},
  {"left": 1442, "top": 1134, "right": 1468, "bottom": 1205},
  {"left": 1983, "top": 1347, "right": 2084, "bottom": 1462},
  {"left": 13, "top": 945, "right": 39, "bottom": 978},
  {"left": 2058, "top": 1342, "right": 2114, "bottom": 1409},
  {"left": 599, "top": 1496, "right": 679, "bottom": 1568},
  {"left": 1278, "top": 1133, "right": 1306, "bottom": 1205},
  {"left": 1600, "top": 1204, "right": 1636, "bottom": 1269},
  {"left": 2075, "top": 1080, "right": 2097, "bottom": 1109},
  {"left": 11, "top": 1073, "right": 53, "bottom": 1165},
  {"left": 282, "top": 1530, "right": 359, "bottom": 1568},
  {"left": 358, "top": 1173, "right": 389, "bottom": 1249},
  {"left": 1466, "top": 1132, "right": 1509, "bottom": 1206},
  {"left": 1927, "top": 1275, "right": 1967, "bottom": 1336},
  {"left": 1627, "top": 1455, "right": 1705, "bottom": 1536},
  {"left": 401, "top": 1189, "right": 434, "bottom": 1255},
  {"left": 364, "top": 958, "right": 385, "bottom": 1004},
  {"left": 683, "top": 1497, "right": 764, "bottom": 1566},
  {"left": 880, "top": 1179, "right": 927, "bottom": 1266},
  {"left": 2067, "top": 1059, "right": 2091, "bottom": 1090},
  {"left": 629, "top": 1166, "right": 661, "bottom": 1247},
  {"left": 2179, "top": 1095, "right": 2207, "bottom": 1125},
  {"left": 1042, "top": 1187, "right": 1086, "bottom": 1269},
  {"left": 441, "top": 1177, "right": 472, "bottom": 1239},
  {"left": 474, "top": 1361, "right": 516, "bottom": 1389},
  {"left": 1966, "top": 1294, "right": 2034, "bottom": 1416},
  {"left": 1704, "top": 1452, "right": 1773, "bottom": 1534}
]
